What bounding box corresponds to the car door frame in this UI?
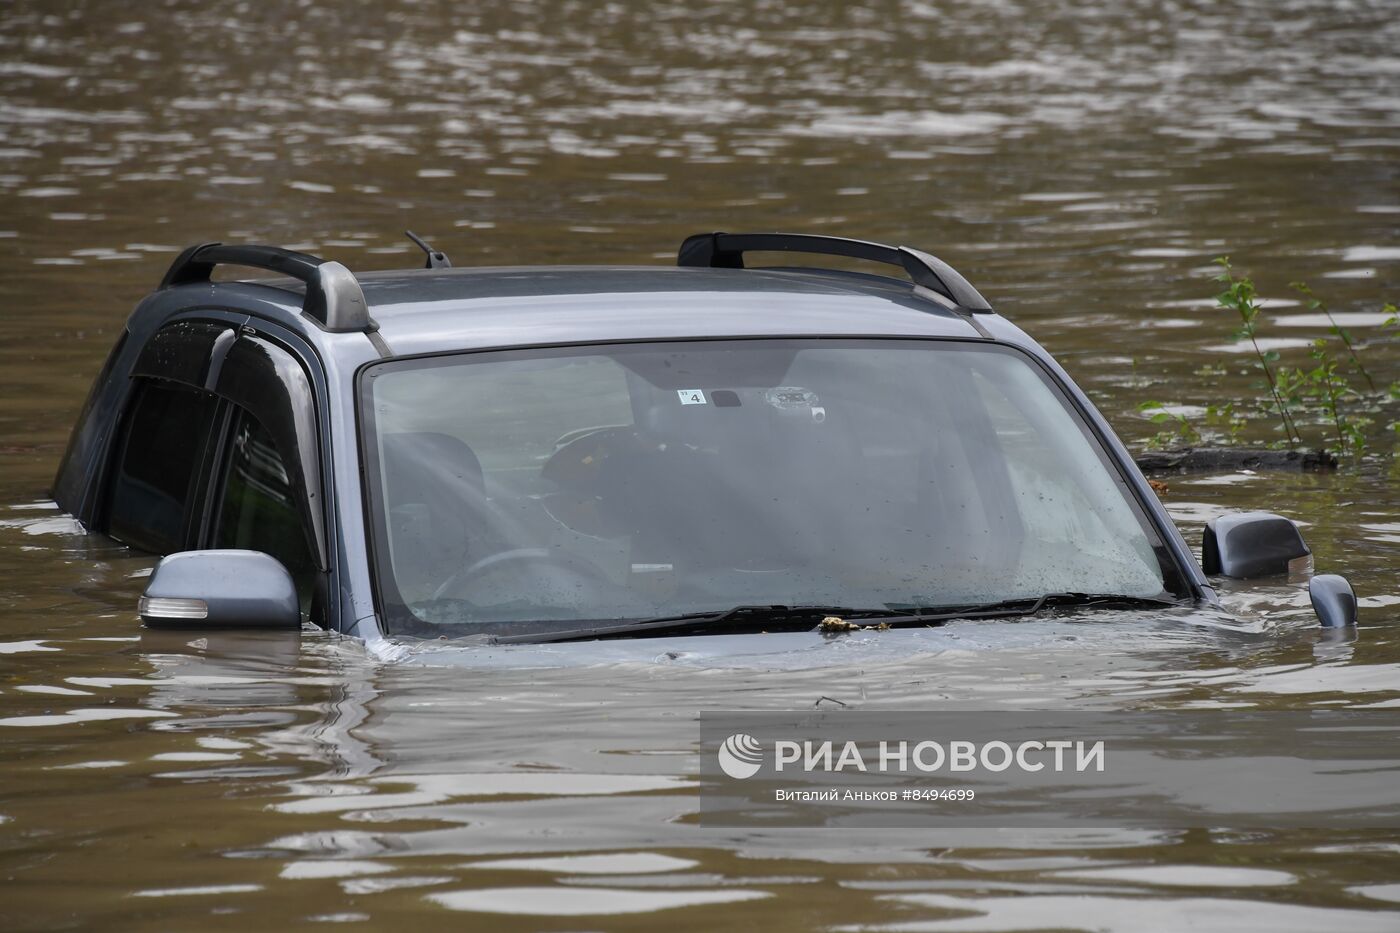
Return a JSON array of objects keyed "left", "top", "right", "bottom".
[{"left": 111, "top": 307, "right": 339, "bottom": 628}]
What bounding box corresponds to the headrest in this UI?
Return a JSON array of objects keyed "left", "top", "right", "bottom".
[{"left": 381, "top": 432, "right": 484, "bottom": 507}]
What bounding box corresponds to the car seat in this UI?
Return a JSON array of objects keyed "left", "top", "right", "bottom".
[{"left": 380, "top": 431, "right": 489, "bottom": 601}]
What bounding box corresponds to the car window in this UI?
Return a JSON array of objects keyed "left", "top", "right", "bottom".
[
  {"left": 363, "top": 340, "right": 1182, "bottom": 637},
  {"left": 214, "top": 408, "right": 317, "bottom": 612},
  {"left": 964, "top": 355, "right": 1165, "bottom": 592},
  {"left": 372, "top": 354, "right": 634, "bottom": 496},
  {"left": 365, "top": 355, "right": 634, "bottom": 605},
  {"left": 106, "top": 379, "right": 218, "bottom": 554}
]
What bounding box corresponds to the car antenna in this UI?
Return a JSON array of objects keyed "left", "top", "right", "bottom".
[{"left": 404, "top": 230, "right": 451, "bottom": 269}]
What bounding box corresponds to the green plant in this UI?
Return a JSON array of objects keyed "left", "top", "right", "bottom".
[
  {"left": 1385, "top": 304, "right": 1399, "bottom": 434},
  {"left": 1214, "top": 257, "right": 1302, "bottom": 446},
  {"left": 1137, "top": 400, "right": 1202, "bottom": 448},
  {"left": 1204, "top": 401, "right": 1246, "bottom": 444},
  {"left": 1276, "top": 339, "right": 1368, "bottom": 455},
  {"left": 1290, "top": 280, "right": 1376, "bottom": 391},
  {"left": 1137, "top": 266, "right": 1395, "bottom": 454}
]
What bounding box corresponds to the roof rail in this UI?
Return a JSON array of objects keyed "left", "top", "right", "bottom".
[
  {"left": 160, "top": 243, "right": 374, "bottom": 333},
  {"left": 677, "top": 232, "right": 992, "bottom": 313}
]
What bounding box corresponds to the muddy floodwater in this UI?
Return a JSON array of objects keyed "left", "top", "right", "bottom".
[{"left": 2, "top": 0, "right": 1399, "bottom": 930}]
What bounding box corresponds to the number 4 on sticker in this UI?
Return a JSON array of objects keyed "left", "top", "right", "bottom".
[{"left": 677, "top": 389, "right": 707, "bottom": 406}]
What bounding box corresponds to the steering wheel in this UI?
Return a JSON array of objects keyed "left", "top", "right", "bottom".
[{"left": 431, "top": 547, "right": 614, "bottom": 604}]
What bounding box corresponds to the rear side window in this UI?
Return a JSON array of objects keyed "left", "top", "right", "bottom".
[
  {"left": 106, "top": 380, "right": 218, "bottom": 553},
  {"left": 214, "top": 409, "right": 316, "bottom": 611}
]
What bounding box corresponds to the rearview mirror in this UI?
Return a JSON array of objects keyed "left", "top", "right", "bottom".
[
  {"left": 139, "top": 550, "right": 300, "bottom": 629},
  {"left": 1309, "top": 574, "right": 1358, "bottom": 629},
  {"left": 1201, "top": 511, "right": 1311, "bottom": 579}
]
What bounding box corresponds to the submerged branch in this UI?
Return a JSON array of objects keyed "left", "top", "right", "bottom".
[{"left": 1134, "top": 446, "right": 1339, "bottom": 474}]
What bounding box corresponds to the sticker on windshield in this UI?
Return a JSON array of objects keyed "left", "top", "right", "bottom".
[{"left": 677, "top": 389, "right": 707, "bottom": 405}]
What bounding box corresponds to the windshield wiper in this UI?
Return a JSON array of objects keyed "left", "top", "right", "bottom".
[
  {"left": 487, "top": 605, "right": 869, "bottom": 645},
  {"left": 476, "top": 593, "right": 1180, "bottom": 645},
  {"left": 890, "top": 592, "right": 1180, "bottom": 621}
]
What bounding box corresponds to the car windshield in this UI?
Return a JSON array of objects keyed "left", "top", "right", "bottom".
[{"left": 361, "top": 339, "right": 1184, "bottom": 637}]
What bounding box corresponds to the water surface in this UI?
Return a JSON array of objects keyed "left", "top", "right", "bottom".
[{"left": 2, "top": 1, "right": 1398, "bottom": 929}]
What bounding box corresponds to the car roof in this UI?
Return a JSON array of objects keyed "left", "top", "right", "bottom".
[{"left": 226, "top": 265, "right": 988, "bottom": 358}]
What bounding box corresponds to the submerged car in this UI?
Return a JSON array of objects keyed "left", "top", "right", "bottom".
[{"left": 52, "top": 232, "right": 1357, "bottom": 645}]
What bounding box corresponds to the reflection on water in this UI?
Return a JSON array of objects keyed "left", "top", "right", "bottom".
[{"left": 1, "top": 0, "right": 1398, "bottom": 929}]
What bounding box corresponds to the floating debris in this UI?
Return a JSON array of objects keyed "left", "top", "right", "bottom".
[
  {"left": 820, "top": 616, "right": 860, "bottom": 632},
  {"left": 819, "top": 617, "right": 892, "bottom": 635}
]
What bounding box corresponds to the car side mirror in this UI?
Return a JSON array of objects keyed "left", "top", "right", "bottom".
[
  {"left": 1201, "top": 511, "right": 1311, "bottom": 579},
  {"left": 139, "top": 550, "right": 301, "bottom": 629},
  {"left": 1309, "top": 574, "right": 1358, "bottom": 629}
]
